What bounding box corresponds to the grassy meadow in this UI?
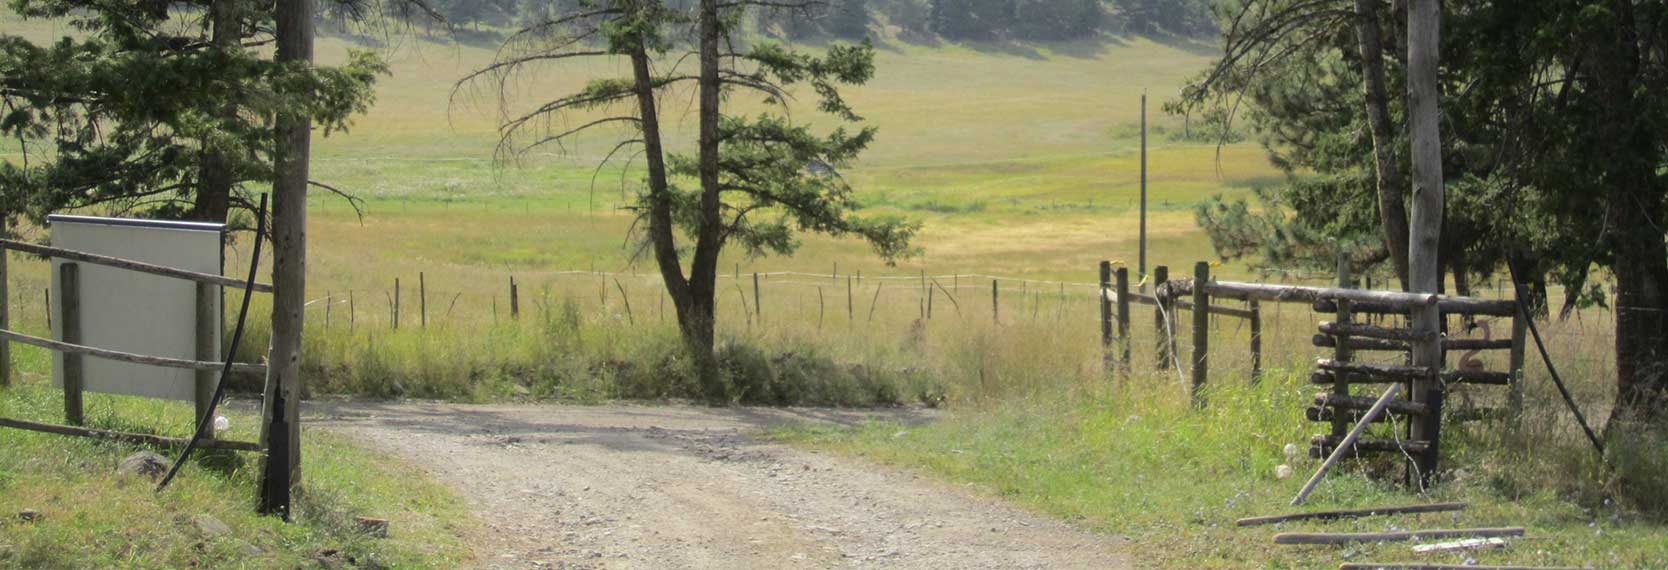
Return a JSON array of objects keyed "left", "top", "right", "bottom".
[{"left": 6, "top": 10, "right": 1668, "bottom": 568}]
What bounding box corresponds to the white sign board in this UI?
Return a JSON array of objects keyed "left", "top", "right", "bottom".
[{"left": 49, "top": 216, "right": 223, "bottom": 402}]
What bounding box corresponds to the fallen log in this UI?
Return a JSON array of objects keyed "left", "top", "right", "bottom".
[
  {"left": 1274, "top": 527, "right": 1524, "bottom": 545},
  {"left": 1235, "top": 502, "right": 1467, "bottom": 527}
]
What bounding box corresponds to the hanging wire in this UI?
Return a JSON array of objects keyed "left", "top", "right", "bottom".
[{"left": 156, "top": 193, "right": 269, "bottom": 493}]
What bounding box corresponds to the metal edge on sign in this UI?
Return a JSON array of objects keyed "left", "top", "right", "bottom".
[{"left": 47, "top": 215, "right": 226, "bottom": 233}]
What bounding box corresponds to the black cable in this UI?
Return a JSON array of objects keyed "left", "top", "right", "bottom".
[
  {"left": 1505, "top": 260, "right": 1605, "bottom": 457},
  {"left": 156, "top": 193, "right": 268, "bottom": 492}
]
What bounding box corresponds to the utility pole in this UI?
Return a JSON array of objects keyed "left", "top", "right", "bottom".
[
  {"left": 1406, "top": 0, "right": 1444, "bottom": 488},
  {"left": 1139, "top": 91, "right": 1149, "bottom": 285},
  {"left": 259, "top": 0, "right": 313, "bottom": 520}
]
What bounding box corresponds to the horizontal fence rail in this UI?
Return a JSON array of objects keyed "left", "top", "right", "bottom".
[
  {"left": 0, "top": 329, "right": 265, "bottom": 376},
  {"left": 0, "top": 238, "right": 273, "bottom": 293}
]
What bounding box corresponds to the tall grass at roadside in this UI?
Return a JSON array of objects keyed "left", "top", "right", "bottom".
[{"left": 780, "top": 365, "right": 1668, "bottom": 568}]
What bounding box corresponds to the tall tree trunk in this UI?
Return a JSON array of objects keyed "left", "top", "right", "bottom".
[
  {"left": 258, "top": 0, "right": 312, "bottom": 517},
  {"left": 629, "top": 40, "right": 692, "bottom": 335},
  {"left": 685, "top": 0, "right": 725, "bottom": 396},
  {"left": 1404, "top": 0, "right": 1443, "bottom": 480},
  {"left": 1592, "top": 0, "right": 1668, "bottom": 429},
  {"left": 1354, "top": 0, "right": 1411, "bottom": 290},
  {"left": 194, "top": 0, "right": 239, "bottom": 223}
]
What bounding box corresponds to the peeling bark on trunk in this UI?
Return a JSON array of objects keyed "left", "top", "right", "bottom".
[{"left": 1354, "top": 0, "right": 1411, "bottom": 290}]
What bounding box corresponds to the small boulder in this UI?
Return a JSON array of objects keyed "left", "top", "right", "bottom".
[
  {"left": 18, "top": 509, "right": 40, "bottom": 523},
  {"left": 191, "top": 514, "right": 232, "bottom": 539},
  {"left": 117, "top": 451, "right": 172, "bottom": 481}
]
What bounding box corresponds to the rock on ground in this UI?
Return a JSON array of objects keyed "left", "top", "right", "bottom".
[{"left": 311, "top": 401, "right": 1130, "bottom": 570}]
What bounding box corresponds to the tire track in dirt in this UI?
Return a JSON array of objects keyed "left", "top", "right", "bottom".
[{"left": 310, "top": 401, "right": 1129, "bottom": 569}]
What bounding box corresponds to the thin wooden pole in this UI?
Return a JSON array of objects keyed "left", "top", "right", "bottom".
[
  {"left": 1507, "top": 310, "right": 1528, "bottom": 421},
  {"left": 1191, "top": 261, "right": 1209, "bottom": 407},
  {"left": 1153, "top": 265, "right": 1171, "bottom": 369},
  {"left": 817, "top": 286, "right": 825, "bottom": 330},
  {"left": 510, "top": 276, "right": 519, "bottom": 319},
  {"left": 393, "top": 278, "right": 401, "bottom": 330},
  {"left": 1139, "top": 92, "right": 1148, "bottom": 281},
  {"left": 60, "top": 263, "right": 83, "bottom": 426},
  {"left": 419, "top": 272, "right": 427, "bottom": 329},
  {"left": 0, "top": 249, "right": 9, "bottom": 388},
  {"left": 0, "top": 417, "right": 261, "bottom": 452},
  {"left": 324, "top": 290, "right": 332, "bottom": 328},
  {"left": 1334, "top": 256, "right": 1354, "bottom": 438},
  {"left": 1236, "top": 502, "right": 1466, "bottom": 526},
  {"left": 1293, "top": 383, "right": 1403, "bottom": 505},
  {"left": 753, "top": 273, "right": 761, "bottom": 323},
  {"left": 1249, "top": 298, "right": 1263, "bottom": 381},
  {"left": 991, "top": 279, "right": 999, "bottom": 324},
  {"left": 195, "top": 282, "right": 217, "bottom": 439},
  {"left": 1099, "top": 261, "right": 1114, "bottom": 372},
  {"left": 1116, "top": 267, "right": 1131, "bottom": 368},
  {"left": 348, "top": 290, "right": 355, "bottom": 332},
  {"left": 846, "top": 276, "right": 853, "bottom": 324},
  {"left": 614, "top": 279, "right": 634, "bottom": 325},
  {"left": 0, "top": 238, "right": 272, "bottom": 292}
]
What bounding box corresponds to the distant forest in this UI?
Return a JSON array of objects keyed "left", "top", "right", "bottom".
[{"left": 379, "top": 0, "right": 1217, "bottom": 43}]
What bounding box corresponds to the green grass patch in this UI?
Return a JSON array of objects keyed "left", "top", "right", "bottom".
[
  {"left": 776, "top": 370, "right": 1668, "bottom": 568},
  {"left": 0, "top": 381, "right": 474, "bottom": 569}
]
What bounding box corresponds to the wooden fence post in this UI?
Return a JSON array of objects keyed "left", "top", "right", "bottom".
[
  {"left": 324, "top": 291, "right": 332, "bottom": 328},
  {"left": 194, "top": 282, "right": 217, "bottom": 439},
  {"left": 1153, "top": 265, "right": 1170, "bottom": 369},
  {"left": 1332, "top": 256, "right": 1354, "bottom": 438},
  {"left": 1249, "top": 298, "right": 1263, "bottom": 381},
  {"left": 60, "top": 263, "right": 83, "bottom": 426},
  {"left": 510, "top": 276, "right": 519, "bottom": 319},
  {"left": 1099, "top": 261, "right": 1114, "bottom": 373},
  {"left": 393, "top": 278, "right": 401, "bottom": 330},
  {"left": 1508, "top": 309, "right": 1528, "bottom": 423},
  {"left": 0, "top": 248, "right": 9, "bottom": 388},
  {"left": 1191, "top": 261, "right": 1209, "bottom": 407},
  {"left": 846, "top": 276, "right": 853, "bottom": 324},
  {"left": 991, "top": 279, "right": 999, "bottom": 324},
  {"left": 419, "top": 272, "right": 427, "bottom": 329},
  {"left": 348, "top": 290, "right": 355, "bottom": 332},
  {"left": 1116, "top": 267, "right": 1131, "bottom": 368},
  {"left": 753, "top": 273, "right": 761, "bottom": 323}
]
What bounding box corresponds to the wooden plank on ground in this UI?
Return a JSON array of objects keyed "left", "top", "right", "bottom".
[
  {"left": 1235, "top": 502, "right": 1467, "bottom": 526},
  {"left": 1274, "top": 527, "right": 1524, "bottom": 545}
]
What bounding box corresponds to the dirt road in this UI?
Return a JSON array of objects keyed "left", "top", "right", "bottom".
[{"left": 311, "top": 401, "right": 1129, "bottom": 569}]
